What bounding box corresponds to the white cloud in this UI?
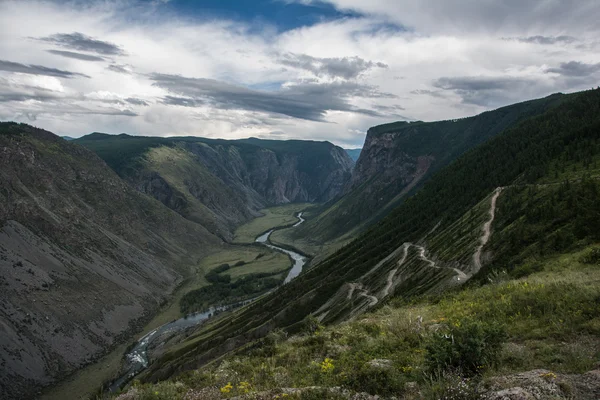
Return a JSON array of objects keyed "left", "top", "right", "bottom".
[{"left": 0, "top": 0, "right": 598, "bottom": 148}]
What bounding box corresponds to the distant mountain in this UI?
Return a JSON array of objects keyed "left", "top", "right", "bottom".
[
  {"left": 0, "top": 123, "right": 221, "bottom": 399},
  {"left": 61, "top": 135, "right": 76, "bottom": 141},
  {"left": 344, "top": 148, "right": 362, "bottom": 162},
  {"left": 292, "top": 92, "right": 571, "bottom": 244},
  {"left": 75, "top": 134, "right": 354, "bottom": 240}
]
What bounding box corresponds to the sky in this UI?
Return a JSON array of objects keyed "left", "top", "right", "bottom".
[{"left": 0, "top": 0, "right": 599, "bottom": 147}]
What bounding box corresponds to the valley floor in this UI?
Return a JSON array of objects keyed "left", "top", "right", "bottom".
[{"left": 41, "top": 205, "right": 307, "bottom": 400}]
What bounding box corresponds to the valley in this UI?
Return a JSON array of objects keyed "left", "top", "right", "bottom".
[
  {"left": 41, "top": 205, "right": 311, "bottom": 399},
  {"left": 3, "top": 88, "right": 600, "bottom": 400}
]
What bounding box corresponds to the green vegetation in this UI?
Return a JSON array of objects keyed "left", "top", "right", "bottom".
[
  {"left": 295, "top": 92, "right": 572, "bottom": 243},
  {"left": 75, "top": 133, "right": 352, "bottom": 241},
  {"left": 180, "top": 272, "right": 283, "bottom": 314},
  {"left": 132, "top": 88, "right": 600, "bottom": 393},
  {"left": 115, "top": 247, "right": 600, "bottom": 399},
  {"left": 178, "top": 246, "right": 292, "bottom": 313},
  {"left": 233, "top": 203, "right": 312, "bottom": 243}
]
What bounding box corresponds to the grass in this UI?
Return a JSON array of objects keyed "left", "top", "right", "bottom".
[
  {"left": 199, "top": 247, "right": 291, "bottom": 281},
  {"left": 233, "top": 204, "right": 312, "bottom": 244},
  {"left": 113, "top": 244, "right": 600, "bottom": 399}
]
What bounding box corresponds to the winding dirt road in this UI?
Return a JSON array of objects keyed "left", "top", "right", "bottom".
[{"left": 473, "top": 187, "right": 503, "bottom": 273}]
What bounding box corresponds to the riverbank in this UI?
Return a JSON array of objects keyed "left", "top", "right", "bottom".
[
  {"left": 105, "top": 211, "right": 309, "bottom": 393},
  {"left": 40, "top": 245, "right": 290, "bottom": 400}
]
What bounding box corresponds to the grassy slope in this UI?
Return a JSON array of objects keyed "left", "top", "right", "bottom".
[
  {"left": 131, "top": 89, "right": 600, "bottom": 388},
  {"left": 119, "top": 248, "right": 600, "bottom": 399},
  {"left": 143, "top": 145, "right": 249, "bottom": 237},
  {"left": 113, "top": 89, "right": 600, "bottom": 398}
]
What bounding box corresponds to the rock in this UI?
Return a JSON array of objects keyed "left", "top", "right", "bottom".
[
  {"left": 486, "top": 387, "right": 534, "bottom": 400},
  {"left": 484, "top": 368, "right": 600, "bottom": 400}
]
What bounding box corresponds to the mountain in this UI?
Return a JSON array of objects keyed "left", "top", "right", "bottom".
[
  {"left": 0, "top": 123, "right": 222, "bottom": 399},
  {"left": 344, "top": 148, "right": 362, "bottom": 162},
  {"left": 292, "top": 93, "right": 571, "bottom": 245},
  {"left": 136, "top": 88, "right": 600, "bottom": 391},
  {"left": 60, "top": 136, "right": 76, "bottom": 141},
  {"left": 75, "top": 134, "right": 354, "bottom": 241}
]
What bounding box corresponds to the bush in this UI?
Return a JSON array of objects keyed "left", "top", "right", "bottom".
[
  {"left": 425, "top": 320, "right": 506, "bottom": 376},
  {"left": 234, "top": 260, "right": 246, "bottom": 267},
  {"left": 581, "top": 247, "right": 600, "bottom": 264},
  {"left": 345, "top": 363, "right": 405, "bottom": 396}
]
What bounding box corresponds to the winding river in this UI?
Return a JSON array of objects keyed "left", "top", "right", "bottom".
[{"left": 108, "top": 212, "right": 307, "bottom": 392}]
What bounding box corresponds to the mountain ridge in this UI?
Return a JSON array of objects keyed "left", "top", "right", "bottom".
[{"left": 75, "top": 134, "right": 354, "bottom": 241}]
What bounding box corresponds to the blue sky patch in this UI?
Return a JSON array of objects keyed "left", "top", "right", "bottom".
[{"left": 160, "top": 0, "right": 363, "bottom": 32}]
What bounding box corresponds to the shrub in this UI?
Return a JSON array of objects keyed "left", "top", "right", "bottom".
[
  {"left": 425, "top": 320, "right": 506, "bottom": 376},
  {"left": 581, "top": 247, "right": 600, "bottom": 264},
  {"left": 345, "top": 362, "right": 405, "bottom": 396}
]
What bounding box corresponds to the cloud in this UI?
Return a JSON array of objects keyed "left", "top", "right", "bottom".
[
  {"left": 278, "top": 53, "right": 387, "bottom": 79},
  {"left": 107, "top": 63, "right": 132, "bottom": 74},
  {"left": 35, "top": 32, "right": 125, "bottom": 56},
  {"left": 293, "top": 1, "right": 600, "bottom": 35},
  {"left": 125, "top": 97, "right": 149, "bottom": 106},
  {"left": 432, "top": 75, "right": 548, "bottom": 107},
  {"left": 46, "top": 49, "right": 105, "bottom": 62},
  {"left": 0, "top": 59, "right": 90, "bottom": 78},
  {"left": 151, "top": 73, "right": 395, "bottom": 121},
  {"left": 1, "top": 0, "right": 599, "bottom": 147},
  {"left": 410, "top": 89, "right": 445, "bottom": 98},
  {"left": 546, "top": 61, "right": 600, "bottom": 77},
  {"left": 507, "top": 35, "right": 578, "bottom": 45}
]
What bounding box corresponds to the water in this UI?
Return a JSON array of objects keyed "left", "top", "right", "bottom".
[{"left": 108, "top": 211, "right": 307, "bottom": 392}]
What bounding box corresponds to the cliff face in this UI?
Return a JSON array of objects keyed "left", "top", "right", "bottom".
[
  {"left": 77, "top": 135, "right": 354, "bottom": 240},
  {"left": 293, "top": 93, "right": 570, "bottom": 243},
  {"left": 0, "top": 123, "right": 221, "bottom": 399},
  {"left": 348, "top": 125, "right": 434, "bottom": 201}
]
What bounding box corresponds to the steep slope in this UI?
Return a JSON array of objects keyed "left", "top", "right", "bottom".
[
  {"left": 138, "top": 88, "right": 600, "bottom": 384},
  {"left": 0, "top": 123, "right": 221, "bottom": 399},
  {"left": 76, "top": 135, "right": 354, "bottom": 240},
  {"left": 294, "top": 92, "right": 571, "bottom": 243}
]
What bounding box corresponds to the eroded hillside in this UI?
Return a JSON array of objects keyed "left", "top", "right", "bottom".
[{"left": 0, "top": 123, "right": 222, "bottom": 399}]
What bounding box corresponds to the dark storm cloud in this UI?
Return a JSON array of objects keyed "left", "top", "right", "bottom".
[
  {"left": 0, "top": 59, "right": 90, "bottom": 78},
  {"left": 107, "top": 63, "right": 131, "bottom": 74},
  {"left": 162, "top": 95, "right": 203, "bottom": 107},
  {"left": 433, "top": 75, "right": 544, "bottom": 107},
  {"left": 372, "top": 103, "right": 408, "bottom": 118},
  {"left": 410, "top": 89, "right": 446, "bottom": 98},
  {"left": 0, "top": 93, "right": 57, "bottom": 102},
  {"left": 508, "top": 35, "right": 578, "bottom": 45},
  {"left": 36, "top": 32, "right": 125, "bottom": 56},
  {"left": 46, "top": 49, "right": 105, "bottom": 62},
  {"left": 125, "top": 97, "right": 149, "bottom": 106},
  {"left": 278, "top": 53, "right": 388, "bottom": 80},
  {"left": 151, "top": 73, "right": 395, "bottom": 121},
  {"left": 546, "top": 61, "right": 600, "bottom": 77}
]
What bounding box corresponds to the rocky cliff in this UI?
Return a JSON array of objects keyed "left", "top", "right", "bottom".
[
  {"left": 76, "top": 135, "right": 354, "bottom": 241},
  {"left": 293, "top": 93, "right": 570, "bottom": 243},
  {"left": 0, "top": 123, "right": 221, "bottom": 399}
]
